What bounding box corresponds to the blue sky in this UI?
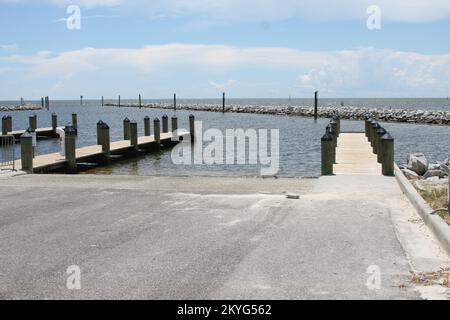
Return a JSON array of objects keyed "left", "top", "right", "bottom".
[{"left": 0, "top": 0, "right": 449, "bottom": 100}]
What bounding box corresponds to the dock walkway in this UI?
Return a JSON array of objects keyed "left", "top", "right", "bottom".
[{"left": 334, "top": 132, "right": 381, "bottom": 176}]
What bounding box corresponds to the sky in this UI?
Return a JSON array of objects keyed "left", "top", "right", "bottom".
[{"left": 0, "top": 0, "right": 449, "bottom": 100}]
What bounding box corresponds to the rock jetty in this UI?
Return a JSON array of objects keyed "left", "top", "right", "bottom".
[
  {"left": 105, "top": 103, "right": 450, "bottom": 125},
  {"left": 0, "top": 104, "right": 42, "bottom": 112},
  {"left": 400, "top": 153, "right": 449, "bottom": 181}
]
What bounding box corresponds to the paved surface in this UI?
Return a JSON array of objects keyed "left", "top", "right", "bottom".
[
  {"left": 334, "top": 133, "right": 381, "bottom": 176},
  {"left": 0, "top": 174, "right": 448, "bottom": 300}
]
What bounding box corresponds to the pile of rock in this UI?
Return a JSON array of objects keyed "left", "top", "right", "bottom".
[
  {"left": 0, "top": 104, "right": 42, "bottom": 112},
  {"left": 400, "top": 153, "right": 450, "bottom": 181},
  {"left": 104, "top": 103, "right": 450, "bottom": 125}
]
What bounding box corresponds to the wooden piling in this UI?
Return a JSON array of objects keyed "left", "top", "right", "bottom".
[
  {"left": 139, "top": 94, "right": 142, "bottom": 108},
  {"left": 222, "top": 92, "right": 225, "bottom": 113},
  {"left": 99, "top": 122, "right": 110, "bottom": 163},
  {"left": 29, "top": 115, "right": 37, "bottom": 130},
  {"left": 174, "top": 93, "right": 177, "bottom": 111},
  {"left": 154, "top": 118, "right": 161, "bottom": 150},
  {"left": 51, "top": 113, "right": 57, "bottom": 132},
  {"left": 162, "top": 115, "right": 169, "bottom": 133},
  {"left": 123, "top": 118, "right": 130, "bottom": 140},
  {"left": 64, "top": 126, "right": 77, "bottom": 174},
  {"left": 171, "top": 116, "right": 178, "bottom": 141},
  {"left": 321, "top": 132, "right": 334, "bottom": 175},
  {"left": 314, "top": 91, "right": 318, "bottom": 120},
  {"left": 72, "top": 113, "right": 78, "bottom": 129},
  {"left": 376, "top": 127, "right": 386, "bottom": 163},
  {"left": 80, "top": 95, "right": 83, "bottom": 105},
  {"left": 189, "top": 114, "right": 195, "bottom": 143},
  {"left": 144, "top": 116, "right": 151, "bottom": 136},
  {"left": 118, "top": 95, "right": 121, "bottom": 107},
  {"left": 2, "top": 116, "right": 7, "bottom": 135},
  {"left": 381, "top": 133, "right": 394, "bottom": 176},
  {"left": 41, "top": 97, "right": 44, "bottom": 108},
  {"left": 130, "top": 121, "right": 138, "bottom": 151},
  {"left": 102, "top": 96, "right": 104, "bottom": 107},
  {"left": 7, "top": 116, "right": 12, "bottom": 133},
  {"left": 20, "top": 132, "right": 33, "bottom": 173},
  {"left": 97, "top": 120, "right": 104, "bottom": 145}
]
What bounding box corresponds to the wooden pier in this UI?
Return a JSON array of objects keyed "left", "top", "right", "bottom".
[
  {"left": 333, "top": 132, "right": 381, "bottom": 175},
  {"left": 12, "top": 131, "right": 189, "bottom": 173}
]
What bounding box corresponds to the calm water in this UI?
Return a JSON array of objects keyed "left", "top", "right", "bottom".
[{"left": 1, "top": 100, "right": 449, "bottom": 177}]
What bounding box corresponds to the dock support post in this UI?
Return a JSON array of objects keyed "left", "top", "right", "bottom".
[
  {"left": 154, "top": 118, "right": 161, "bottom": 150},
  {"left": 222, "top": 92, "right": 225, "bottom": 113},
  {"left": 381, "top": 133, "right": 394, "bottom": 176},
  {"left": 118, "top": 95, "right": 121, "bottom": 107},
  {"left": 20, "top": 132, "right": 33, "bottom": 173},
  {"left": 41, "top": 97, "right": 44, "bottom": 108},
  {"left": 2, "top": 116, "right": 8, "bottom": 135},
  {"left": 162, "top": 115, "right": 169, "bottom": 133},
  {"left": 314, "top": 91, "right": 318, "bottom": 120},
  {"left": 130, "top": 121, "right": 138, "bottom": 151},
  {"left": 102, "top": 96, "right": 104, "bottom": 107},
  {"left": 171, "top": 116, "right": 178, "bottom": 141},
  {"left": 321, "top": 132, "right": 334, "bottom": 175},
  {"left": 376, "top": 127, "right": 386, "bottom": 163},
  {"left": 144, "top": 116, "right": 151, "bottom": 136},
  {"left": 64, "top": 126, "right": 77, "bottom": 174},
  {"left": 72, "top": 113, "right": 78, "bottom": 130},
  {"left": 174, "top": 93, "right": 176, "bottom": 112},
  {"left": 100, "top": 122, "right": 110, "bottom": 163},
  {"left": 51, "top": 113, "right": 58, "bottom": 133},
  {"left": 97, "top": 120, "right": 104, "bottom": 145},
  {"left": 370, "top": 122, "right": 380, "bottom": 150},
  {"left": 123, "top": 118, "right": 130, "bottom": 140},
  {"left": 189, "top": 115, "right": 195, "bottom": 143},
  {"left": 139, "top": 94, "right": 142, "bottom": 108},
  {"left": 29, "top": 115, "right": 37, "bottom": 130}
]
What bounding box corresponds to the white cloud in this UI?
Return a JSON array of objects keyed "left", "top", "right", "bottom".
[
  {"left": 2, "top": 0, "right": 450, "bottom": 22},
  {"left": 2, "top": 44, "right": 449, "bottom": 97}
]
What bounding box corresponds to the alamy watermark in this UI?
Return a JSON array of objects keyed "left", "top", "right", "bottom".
[
  {"left": 66, "top": 5, "right": 81, "bottom": 30},
  {"left": 66, "top": 265, "right": 81, "bottom": 290},
  {"left": 367, "top": 5, "right": 382, "bottom": 30},
  {"left": 171, "top": 121, "right": 280, "bottom": 176},
  {"left": 366, "top": 265, "right": 381, "bottom": 290}
]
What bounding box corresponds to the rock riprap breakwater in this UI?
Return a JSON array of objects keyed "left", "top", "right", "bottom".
[
  {"left": 0, "top": 104, "right": 42, "bottom": 112},
  {"left": 104, "top": 103, "right": 450, "bottom": 125}
]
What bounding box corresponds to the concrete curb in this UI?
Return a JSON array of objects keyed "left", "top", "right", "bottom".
[{"left": 394, "top": 163, "right": 450, "bottom": 256}]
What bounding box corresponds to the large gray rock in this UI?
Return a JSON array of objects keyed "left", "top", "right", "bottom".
[
  {"left": 406, "top": 153, "right": 429, "bottom": 175},
  {"left": 423, "top": 170, "right": 448, "bottom": 179},
  {"left": 401, "top": 168, "right": 419, "bottom": 180}
]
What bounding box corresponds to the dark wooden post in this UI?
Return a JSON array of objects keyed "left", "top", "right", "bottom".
[
  {"left": 144, "top": 116, "right": 151, "bottom": 136},
  {"left": 51, "top": 113, "right": 58, "bottom": 132},
  {"left": 118, "top": 95, "right": 121, "bottom": 107},
  {"left": 72, "top": 113, "right": 78, "bottom": 130},
  {"left": 139, "top": 94, "right": 142, "bottom": 108},
  {"left": 123, "top": 118, "right": 130, "bottom": 140},
  {"left": 381, "top": 133, "right": 394, "bottom": 176},
  {"left": 29, "top": 115, "right": 37, "bottom": 130},
  {"left": 376, "top": 127, "right": 386, "bottom": 163},
  {"left": 171, "top": 116, "right": 178, "bottom": 141},
  {"left": 41, "top": 97, "right": 44, "bottom": 108},
  {"left": 102, "top": 96, "right": 104, "bottom": 107},
  {"left": 97, "top": 120, "right": 104, "bottom": 145},
  {"left": 174, "top": 93, "right": 177, "bottom": 111},
  {"left": 130, "top": 121, "right": 138, "bottom": 151},
  {"left": 314, "top": 91, "right": 318, "bottom": 120},
  {"left": 99, "top": 122, "right": 110, "bottom": 163},
  {"left": 2, "top": 116, "right": 7, "bottom": 135},
  {"left": 154, "top": 118, "right": 161, "bottom": 150},
  {"left": 64, "top": 125, "right": 77, "bottom": 174},
  {"left": 222, "top": 92, "right": 225, "bottom": 113},
  {"left": 189, "top": 114, "right": 195, "bottom": 143},
  {"left": 162, "top": 115, "right": 169, "bottom": 133},
  {"left": 80, "top": 95, "right": 83, "bottom": 105},
  {"left": 20, "top": 132, "right": 33, "bottom": 173},
  {"left": 321, "top": 132, "right": 334, "bottom": 175}
]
